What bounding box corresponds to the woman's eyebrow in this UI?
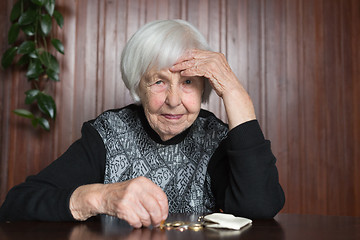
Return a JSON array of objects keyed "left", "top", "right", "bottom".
[
  {"left": 153, "top": 72, "right": 170, "bottom": 80},
  {"left": 144, "top": 72, "right": 165, "bottom": 82}
]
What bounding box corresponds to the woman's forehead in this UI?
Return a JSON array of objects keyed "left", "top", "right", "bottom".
[
  {"left": 145, "top": 68, "right": 172, "bottom": 79},
  {"left": 145, "top": 67, "right": 203, "bottom": 81}
]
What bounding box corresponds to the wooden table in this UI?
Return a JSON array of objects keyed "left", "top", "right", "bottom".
[{"left": 0, "top": 213, "right": 359, "bottom": 240}]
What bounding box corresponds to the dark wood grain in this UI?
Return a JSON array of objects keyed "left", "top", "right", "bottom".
[
  {"left": 1, "top": 214, "right": 359, "bottom": 240},
  {"left": 0, "top": 0, "right": 359, "bottom": 216}
]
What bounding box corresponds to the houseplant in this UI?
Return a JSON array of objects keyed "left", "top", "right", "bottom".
[{"left": 1, "top": 0, "right": 64, "bottom": 131}]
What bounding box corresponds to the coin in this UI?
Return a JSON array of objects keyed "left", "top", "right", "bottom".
[
  {"left": 171, "top": 221, "right": 186, "bottom": 228},
  {"left": 176, "top": 226, "right": 187, "bottom": 232},
  {"left": 188, "top": 223, "right": 203, "bottom": 231},
  {"left": 158, "top": 220, "right": 204, "bottom": 231}
]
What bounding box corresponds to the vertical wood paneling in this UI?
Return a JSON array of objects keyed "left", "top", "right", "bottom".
[
  {"left": 302, "top": 0, "right": 326, "bottom": 214},
  {"left": 116, "top": 0, "right": 132, "bottom": 110},
  {"left": 73, "top": 0, "right": 89, "bottom": 137},
  {"left": 205, "top": 0, "right": 222, "bottom": 119},
  {"left": 323, "top": 0, "right": 344, "bottom": 215},
  {"left": 285, "top": 0, "right": 303, "bottom": 214},
  {"left": 341, "top": 0, "right": 356, "bottom": 216},
  {"left": 0, "top": 0, "right": 11, "bottom": 203},
  {"left": 168, "top": 0, "right": 181, "bottom": 19},
  {"left": 247, "top": 0, "right": 262, "bottom": 122},
  {"left": 263, "top": 0, "right": 289, "bottom": 214},
  {"left": 352, "top": 0, "right": 360, "bottom": 215},
  {"left": 0, "top": 0, "right": 359, "bottom": 216},
  {"left": 103, "top": 1, "right": 119, "bottom": 110}
]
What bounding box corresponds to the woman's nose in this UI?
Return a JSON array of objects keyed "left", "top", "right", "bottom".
[{"left": 165, "top": 87, "right": 181, "bottom": 107}]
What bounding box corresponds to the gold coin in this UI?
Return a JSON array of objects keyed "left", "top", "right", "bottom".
[
  {"left": 176, "top": 226, "right": 187, "bottom": 232},
  {"left": 171, "top": 221, "right": 186, "bottom": 228},
  {"left": 188, "top": 223, "right": 203, "bottom": 231}
]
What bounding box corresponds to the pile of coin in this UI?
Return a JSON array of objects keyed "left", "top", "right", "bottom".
[{"left": 159, "top": 220, "right": 204, "bottom": 232}]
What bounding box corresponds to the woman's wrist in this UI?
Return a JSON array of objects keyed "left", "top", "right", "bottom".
[
  {"left": 222, "top": 87, "right": 256, "bottom": 130},
  {"left": 69, "top": 184, "right": 104, "bottom": 221}
]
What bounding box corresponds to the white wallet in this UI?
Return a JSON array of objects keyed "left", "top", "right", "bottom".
[{"left": 204, "top": 213, "right": 252, "bottom": 230}]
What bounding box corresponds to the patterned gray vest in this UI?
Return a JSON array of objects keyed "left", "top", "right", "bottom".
[{"left": 91, "top": 106, "right": 228, "bottom": 214}]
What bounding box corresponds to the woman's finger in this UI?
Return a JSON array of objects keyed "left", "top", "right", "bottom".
[
  {"left": 127, "top": 177, "right": 168, "bottom": 227},
  {"left": 173, "top": 49, "right": 198, "bottom": 64},
  {"left": 134, "top": 202, "right": 152, "bottom": 227},
  {"left": 170, "top": 58, "right": 197, "bottom": 72},
  {"left": 140, "top": 179, "right": 168, "bottom": 226},
  {"left": 140, "top": 194, "right": 163, "bottom": 226},
  {"left": 117, "top": 205, "right": 143, "bottom": 228}
]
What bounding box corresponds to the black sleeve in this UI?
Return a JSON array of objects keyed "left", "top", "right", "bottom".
[
  {"left": 208, "top": 120, "right": 285, "bottom": 219},
  {"left": 0, "top": 122, "right": 106, "bottom": 222}
]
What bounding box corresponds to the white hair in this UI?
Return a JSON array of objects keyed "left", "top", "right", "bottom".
[{"left": 120, "top": 19, "right": 212, "bottom": 103}]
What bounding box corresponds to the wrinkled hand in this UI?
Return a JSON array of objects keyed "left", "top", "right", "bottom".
[
  {"left": 171, "top": 49, "right": 256, "bottom": 128},
  {"left": 170, "top": 49, "right": 238, "bottom": 98},
  {"left": 70, "top": 176, "right": 168, "bottom": 228}
]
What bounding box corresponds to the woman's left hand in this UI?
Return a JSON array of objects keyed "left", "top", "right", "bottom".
[
  {"left": 170, "top": 49, "right": 256, "bottom": 129},
  {"left": 170, "top": 49, "right": 237, "bottom": 98}
]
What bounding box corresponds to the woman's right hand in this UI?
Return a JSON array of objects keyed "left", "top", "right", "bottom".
[{"left": 69, "top": 176, "right": 168, "bottom": 228}]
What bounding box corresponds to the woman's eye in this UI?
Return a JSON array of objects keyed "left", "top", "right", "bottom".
[
  {"left": 155, "top": 80, "right": 163, "bottom": 85},
  {"left": 150, "top": 80, "right": 166, "bottom": 93},
  {"left": 185, "top": 79, "right": 192, "bottom": 84}
]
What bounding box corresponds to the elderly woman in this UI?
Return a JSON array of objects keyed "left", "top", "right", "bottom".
[{"left": 0, "top": 19, "right": 284, "bottom": 227}]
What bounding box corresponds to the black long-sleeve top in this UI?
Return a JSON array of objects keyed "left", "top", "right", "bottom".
[{"left": 0, "top": 105, "right": 285, "bottom": 221}]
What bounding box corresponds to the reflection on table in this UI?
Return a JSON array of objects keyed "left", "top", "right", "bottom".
[
  {"left": 70, "top": 214, "right": 266, "bottom": 240},
  {"left": 1, "top": 213, "right": 360, "bottom": 240}
]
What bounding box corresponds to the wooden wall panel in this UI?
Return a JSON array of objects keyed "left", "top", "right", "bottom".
[
  {"left": 285, "top": 0, "right": 301, "bottom": 214},
  {"left": 0, "top": 0, "right": 11, "bottom": 208},
  {"left": 351, "top": 0, "right": 360, "bottom": 216},
  {"left": 0, "top": 0, "right": 359, "bottom": 216}
]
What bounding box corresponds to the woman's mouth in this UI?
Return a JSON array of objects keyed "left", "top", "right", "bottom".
[{"left": 162, "top": 114, "right": 183, "bottom": 120}]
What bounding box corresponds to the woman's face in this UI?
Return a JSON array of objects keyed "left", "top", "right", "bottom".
[{"left": 138, "top": 67, "right": 204, "bottom": 141}]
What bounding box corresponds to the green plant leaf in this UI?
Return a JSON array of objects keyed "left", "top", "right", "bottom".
[
  {"left": 44, "top": 0, "right": 55, "bottom": 16},
  {"left": 10, "top": 0, "right": 22, "bottom": 22},
  {"left": 39, "top": 52, "right": 59, "bottom": 73},
  {"left": 26, "top": 59, "right": 43, "bottom": 78},
  {"left": 8, "top": 23, "right": 20, "bottom": 44},
  {"left": 17, "top": 54, "right": 30, "bottom": 66},
  {"left": 25, "top": 89, "right": 41, "bottom": 104},
  {"left": 31, "top": 115, "right": 51, "bottom": 131},
  {"left": 31, "top": 0, "right": 45, "bottom": 6},
  {"left": 53, "top": 10, "right": 63, "bottom": 28},
  {"left": 29, "top": 51, "right": 38, "bottom": 59},
  {"left": 37, "top": 117, "right": 50, "bottom": 131},
  {"left": 21, "top": 24, "right": 36, "bottom": 36},
  {"left": 17, "top": 41, "right": 36, "bottom": 54},
  {"left": 46, "top": 68, "right": 59, "bottom": 81},
  {"left": 31, "top": 118, "right": 39, "bottom": 127},
  {"left": 13, "top": 109, "right": 35, "bottom": 119},
  {"left": 1, "top": 46, "right": 18, "bottom": 69},
  {"left": 40, "top": 14, "right": 52, "bottom": 36},
  {"left": 51, "top": 39, "right": 64, "bottom": 54},
  {"left": 37, "top": 92, "right": 56, "bottom": 119},
  {"left": 18, "top": 8, "right": 37, "bottom": 26},
  {"left": 38, "top": 117, "right": 50, "bottom": 130}
]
